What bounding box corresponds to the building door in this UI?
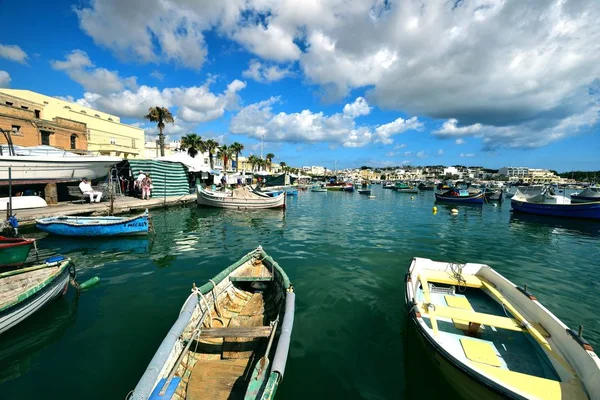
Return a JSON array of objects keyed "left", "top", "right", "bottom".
[
  {"left": 41, "top": 131, "right": 51, "bottom": 146},
  {"left": 71, "top": 134, "right": 77, "bottom": 149}
]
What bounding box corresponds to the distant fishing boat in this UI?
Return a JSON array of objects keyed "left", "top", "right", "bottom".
[
  {"left": 571, "top": 187, "right": 600, "bottom": 203},
  {"left": 511, "top": 190, "right": 600, "bottom": 220},
  {"left": 342, "top": 183, "right": 354, "bottom": 192},
  {"left": 358, "top": 189, "right": 371, "bottom": 195},
  {"left": 405, "top": 257, "right": 600, "bottom": 400},
  {"left": 484, "top": 188, "right": 503, "bottom": 202},
  {"left": 435, "top": 189, "right": 484, "bottom": 204},
  {"left": 311, "top": 186, "right": 327, "bottom": 192},
  {"left": 36, "top": 212, "right": 149, "bottom": 236},
  {"left": 285, "top": 188, "right": 298, "bottom": 196},
  {"left": 129, "top": 246, "right": 295, "bottom": 400},
  {"left": 0, "top": 256, "right": 72, "bottom": 334},
  {"left": 383, "top": 182, "right": 395, "bottom": 189},
  {"left": 0, "top": 236, "right": 35, "bottom": 268},
  {"left": 197, "top": 186, "right": 285, "bottom": 209},
  {"left": 393, "top": 182, "right": 419, "bottom": 193},
  {"left": 418, "top": 182, "right": 435, "bottom": 191}
]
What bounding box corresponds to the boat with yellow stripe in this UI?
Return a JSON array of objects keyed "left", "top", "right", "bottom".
[{"left": 405, "top": 257, "right": 600, "bottom": 399}]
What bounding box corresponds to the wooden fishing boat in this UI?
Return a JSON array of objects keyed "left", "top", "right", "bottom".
[
  {"left": 0, "top": 236, "right": 35, "bottom": 268},
  {"left": 484, "top": 188, "right": 504, "bottom": 202},
  {"left": 36, "top": 211, "right": 149, "bottom": 236},
  {"left": 310, "top": 186, "right": 327, "bottom": 192},
  {"left": 393, "top": 182, "right": 419, "bottom": 193},
  {"left": 405, "top": 257, "right": 600, "bottom": 400},
  {"left": 197, "top": 186, "right": 285, "bottom": 209},
  {"left": 511, "top": 190, "right": 600, "bottom": 220},
  {"left": 0, "top": 256, "right": 72, "bottom": 334},
  {"left": 130, "top": 246, "right": 295, "bottom": 400},
  {"left": 435, "top": 189, "right": 484, "bottom": 204}
]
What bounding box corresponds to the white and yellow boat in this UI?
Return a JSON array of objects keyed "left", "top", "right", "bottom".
[{"left": 405, "top": 257, "right": 600, "bottom": 399}]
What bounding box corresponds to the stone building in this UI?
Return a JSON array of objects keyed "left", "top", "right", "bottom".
[{"left": 0, "top": 92, "right": 88, "bottom": 151}]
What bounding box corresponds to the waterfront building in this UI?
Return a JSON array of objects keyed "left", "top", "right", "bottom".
[
  {"left": 144, "top": 140, "right": 181, "bottom": 158},
  {"left": 0, "top": 89, "right": 144, "bottom": 158},
  {"left": 498, "top": 166, "right": 558, "bottom": 183},
  {"left": 0, "top": 92, "right": 88, "bottom": 152}
]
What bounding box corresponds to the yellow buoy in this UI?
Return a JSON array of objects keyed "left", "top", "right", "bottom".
[
  {"left": 451, "top": 208, "right": 459, "bottom": 214},
  {"left": 432, "top": 206, "right": 438, "bottom": 212}
]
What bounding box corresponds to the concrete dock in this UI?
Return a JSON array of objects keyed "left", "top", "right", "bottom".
[{"left": 13, "top": 194, "right": 197, "bottom": 226}]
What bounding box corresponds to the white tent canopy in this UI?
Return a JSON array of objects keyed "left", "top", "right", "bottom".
[{"left": 156, "top": 152, "right": 216, "bottom": 173}]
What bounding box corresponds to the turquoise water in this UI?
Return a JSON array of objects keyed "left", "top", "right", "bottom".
[{"left": 1, "top": 186, "right": 599, "bottom": 399}]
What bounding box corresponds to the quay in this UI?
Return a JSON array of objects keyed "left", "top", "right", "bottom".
[{"left": 13, "top": 194, "right": 197, "bottom": 227}]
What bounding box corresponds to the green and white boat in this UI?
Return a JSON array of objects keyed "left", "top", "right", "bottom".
[
  {"left": 0, "top": 236, "right": 35, "bottom": 268},
  {"left": 393, "top": 182, "right": 419, "bottom": 193},
  {"left": 405, "top": 257, "right": 600, "bottom": 400},
  {"left": 130, "top": 246, "right": 295, "bottom": 400}
]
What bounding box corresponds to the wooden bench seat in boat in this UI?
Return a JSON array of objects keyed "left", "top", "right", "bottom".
[
  {"left": 200, "top": 326, "right": 272, "bottom": 338},
  {"left": 419, "top": 303, "right": 526, "bottom": 332},
  {"left": 229, "top": 276, "right": 273, "bottom": 283},
  {"left": 445, "top": 295, "right": 476, "bottom": 331},
  {"left": 422, "top": 270, "right": 483, "bottom": 288}
]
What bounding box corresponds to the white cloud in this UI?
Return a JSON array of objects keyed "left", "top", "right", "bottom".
[
  {"left": 230, "top": 96, "right": 420, "bottom": 148},
  {"left": 385, "top": 151, "right": 395, "bottom": 157},
  {"left": 460, "top": 153, "right": 475, "bottom": 158},
  {"left": 455, "top": 138, "right": 465, "bottom": 145},
  {"left": 416, "top": 150, "right": 426, "bottom": 158},
  {"left": 233, "top": 23, "right": 301, "bottom": 62},
  {"left": 404, "top": 151, "right": 412, "bottom": 156},
  {"left": 0, "top": 43, "right": 27, "bottom": 64},
  {"left": 51, "top": 50, "right": 137, "bottom": 95},
  {"left": 0, "top": 71, "right": 11, "bottom": 88},
  {"left": 343, "top": 97, "right": 371, "bottom": 118},
  {"left": 150, "top": 70, "right": 164, "bottom": 81},
  {"left": 394, "top": 143, "right": 406, "bottom": 150},
  {"left": 242, "top": 59, "right": 293, "bottom": 83},
  {"left": 436, "top": 149, "right": 444, "bottom": 156}
]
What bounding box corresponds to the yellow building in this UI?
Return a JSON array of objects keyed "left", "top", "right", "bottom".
[{"left": 0, "top": 89, "right": 144, "bottom": 158}]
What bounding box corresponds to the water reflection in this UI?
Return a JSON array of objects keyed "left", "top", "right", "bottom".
[{"left": 509, "top": 212, "right": 600, "bottom": 238}]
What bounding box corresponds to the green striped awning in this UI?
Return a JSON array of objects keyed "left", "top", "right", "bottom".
[{"left": 127, "top": 160, "right": 190, "bottom": 197}]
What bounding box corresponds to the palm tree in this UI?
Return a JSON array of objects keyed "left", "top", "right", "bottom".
[
  {"left": 230, "top": 142, "right": 244, "bottom": 172},
  {"left": 217, "top": 144, "right": 233, "bottom": 172},
  {"left": 247, "top": 155, "right": 259, "bottom": 172},
  {"left": 204, "top": 139, "right": 219, "bottom": 169},
  {"left": 144, "top": 106, "right": 174, "bottom": 156},
  {"left": 279, "top": 161, "right": 286, "bottom": 169},
  {"left": 179, "top": 133, "right": 205, "bottom": 158},
  {"left": 265, "top": 153, "right": 275, "bottom": 172},
  {"left": 258, "top": 158, "right": 267, "bottom": 171}
]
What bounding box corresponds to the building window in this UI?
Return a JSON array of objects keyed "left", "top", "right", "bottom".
[
  {"left": 131, "top": 138, "right": 136, "bottom": 148},
  {"left": 21, "top": 105, "right": 29, "bottom": 110},
  {"left": 35, "top": 110, "right": 40, "bottom": 118},
  {"left": 64, "top": 105, "right": 71, "bottom": 109},
  {"left": 95, "top": 114, "right": 100, "bottom": 117},
  {"left": 11, "top": 125, "right": 20, "bottom": 133},
  {"left": 110, "top": 137, "right": 116, "bottom": 145},
  {"left": 41, "top": 132, "right": 51, "bottom": 146},
  {"left": 108, "top": 117, "right": 113, "bottom": 121},
  {"left": 5, "top": 101, "right": 13, "bottom": 106},
  {"left": 80, "top": 110, "right": 86, "bottom": 114},
  {"left": 70, "top": 134, "right": 77, "bottom": 150}
]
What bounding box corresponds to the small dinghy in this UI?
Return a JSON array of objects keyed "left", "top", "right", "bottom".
[
  {"left": 435, "top": 189, "right": 485, "bottom": 204},
  {"left": 130, "top": 246, "right": 295, "bottom": 400},
  {"left": 311, "top": 186, "right": 327, "bottom": 192},
  {"left": 36, "top": 211, "right": 149, "bottom": 236},
  {"left": 0, "top": 236, "right": 35, "bottom": 268},
  {"left": 197, "top": 186, "right": 286, "bottom": 209},
  {"left": 405, "top": 257, "right": 600, "bottom": 400},
  {"left": 358, "top": 189, "right": 371, "bottom": 195},
  {"left": 0, "top": 256, "right": 72, "bottom": 334}
]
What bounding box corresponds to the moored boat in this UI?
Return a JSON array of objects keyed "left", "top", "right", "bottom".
[
  {"left": 311, "top": 185, "right": 327, "bottom": 192},
  {"left": 511, "top": 190, "right": 600, "bottom": 220},
  {"left": 36, "top": 212, "right": 149, "bottom": 236},
  {"left": 0, "top": 196, "right": 48, "bottom": 211},
  {"left": 571, "top": 187, "right": 600, "bottom": 203},
  {"left": 0, "top": 256, "right": 72, "bottom": 334},
  {"left": 435, "top": 189, "right": 484, "bottom": 204},
  {"left": 129, "top": 246, "right": 295, "bottom": 400},
  {"left": 285, "top": 188, "right": 298, "bottom": 196},
  {"left": 393, "top": 182, "right": 419, "bottom": 193},
  {"left": 484, "top": 188, "right": 503, "bottom": 202},
  {"left": 405, "top": 257, "right": 600, "bottom": 400},
  {"left": 0, "top": 236, "right": 35, "bottom": 268},
  {"left": 197, "top": 186, "right": 285, "bottom": 209},
  {"left": 342, "top": 183, "right": 354, "bottom": 192},
  {"left": 358, "top": 189, "right": 371, "bottom": 195}
]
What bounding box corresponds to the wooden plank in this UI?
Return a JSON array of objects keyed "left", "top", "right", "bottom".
[
  {"left": 223, "top": 315, "right": 263, "bottom": 359},
  {"left": 419, "top": 303, "right": 525, "bottom": 332},
  {"left": 187, "top": 358, "right": 251, "bottom": 400},
  {"left": 230, "top": 276, "right": 273, "bottom": 282},
  {"left": 424, "top": 270, "right": 483, "bottom": 288},
  {"left": 239, "top": 293, "right": 264, "bottom": 317},
  {"left": 201, "top": 326, "right": 271, "bottom": 338}
]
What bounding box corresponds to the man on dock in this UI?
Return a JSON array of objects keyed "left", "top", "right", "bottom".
[{"left": 79, "top": 178, "right": 103, "bottom": 203}]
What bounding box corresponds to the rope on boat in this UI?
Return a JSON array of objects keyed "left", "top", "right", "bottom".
[
  {"left": 209, "top": 278, "right": 225, "bottom": 326},
  {"left": 447, "top": 262, "right": 467, "bottom": 292},
  {"left": 69, "top": 263, "right": 100, "bottom": 295}
]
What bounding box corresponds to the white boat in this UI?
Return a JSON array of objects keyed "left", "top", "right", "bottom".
[
  {"left": 0, "top": 146, "right": 121, "bottom": 185},
  {"left": 405, "top": 257, "right": 600, "bottom": 400},
  {"left": 571, "top": 187, "right": 600, "bottom": 203},
  {"left": 0, "top": 195, "right": 48, "bottom": 211},
  {"left": 197, "top": 186, "right": 286, "bottom": 209}
]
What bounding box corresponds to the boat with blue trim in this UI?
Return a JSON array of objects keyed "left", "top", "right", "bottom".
[
  {"left": 511, "top": 189, "right": 600, "bottom": 220},
  {"left": 435, "top": 189, "right": 485, "bottom": 204},
  {"left": 570, "top": 187, "right": 600, "bottom": 203},
  {"left": 36, "top": 211, "right": 149, "bottom": 236}
]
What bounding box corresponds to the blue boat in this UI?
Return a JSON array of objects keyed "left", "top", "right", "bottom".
[
  {"left": 286, "top": 188, "right": 298, "bottom": 196},
  {"left": 511, "top": 194, "right": 600, "bottom": 220},
  {"left": 435, "top": 189, "right": 484, "bottom": 204},
  {"left": 36, "top": 212, "right": 149, "bottom": 236}
]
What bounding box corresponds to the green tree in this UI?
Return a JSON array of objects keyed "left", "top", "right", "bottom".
[
  {"left": 217, "top": 144, "right": 233, "bottom": 172},
  {"left": 230, "top": 142, "right": 244, "bottom": 172},
  {"left": 144, "top": 106, "right": 174, "bottom": 156},
  {"left": 247, "top": 155, "right": 259, "bottom": 172},
  {"left": 179, "top": 133, "right": 205, "bottom": 158},
  {"left": 265, "top": 153, "right": 275, "bottom": 172},
  {"left": 204, "top": 139, "right": 219, "bottom": 169}
]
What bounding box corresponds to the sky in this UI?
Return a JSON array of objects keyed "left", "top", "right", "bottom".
[{"left": 0, "top": 0, "right": 598, "bottom": 172}]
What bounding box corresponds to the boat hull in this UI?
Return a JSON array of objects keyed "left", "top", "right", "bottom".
[
  {"left": 0, "top": 156, "right": 121, "bottom": 185},
  {"left": 36, "top": 214, "right": 149, "bottom": 236},
  {"left": 394, "top": 189, "right": 419, "bottom": 194},
  {"left": 0, "top": 238, "right": 34, "bottom": 268},
  {"left": 0, "top": 259, "right": 70, "bottom": 334},
  {"left": 435, "top": 193, "right": 484, "bottom": 204},
  {"left": 570, "top": 195, "right": 600, "bottom": 203},
  {"left": 358, "top": 189, "right": 371, "bottom": 195},
  {"left": 0, "top": 196, "right": 48, "bottom": 211},
  {"left": 197, "top": 188, "right": 285, "bottom": 209},
  {"left": 511, "top": 199, "right": 600, "bottom": 219}
]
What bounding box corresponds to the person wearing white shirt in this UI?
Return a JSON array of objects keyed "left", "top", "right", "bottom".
[
  {"left": 79, "top": 178, "right": 103, "bottom": 203},
  {"left": 134, "top": 170, "right": 146, "bottom": 191}
]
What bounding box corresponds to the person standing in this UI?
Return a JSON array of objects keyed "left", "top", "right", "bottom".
[
  {"left": 79, "top": 178, "right": 103, "bottom": 202},
  {"left": 142, "top": 174, "right": 152, "bottom": 200}
]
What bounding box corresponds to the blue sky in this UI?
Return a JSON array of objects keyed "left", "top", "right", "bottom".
[{"left": 0, "top": 0, "right": 599, "bottom": 171}]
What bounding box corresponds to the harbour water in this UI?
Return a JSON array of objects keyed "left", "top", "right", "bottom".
[{"left": 1, "top": 186, "right": 599, "bottom": 399}]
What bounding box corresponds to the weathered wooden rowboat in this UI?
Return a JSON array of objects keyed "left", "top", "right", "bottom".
[
  {"left": 0, "top": 256, "right": 71, "bottom": 335},
  {"left": 435, "top": 190, "right": 485, "bottom": 204},
  {"left": 0, "top": 236, "right": 35, "bottom": 268},
  {"left": 36, "top": 211, "right": 149, "bottom": 236},
  {"left": 197, "top": 186, "right": 286, "bottom": 209},
  {"left": 405, "top": 257, "right": 600, "bottom": 400},
  {"left": 130, "top": 246, "right": 295, "bottom": 400}
]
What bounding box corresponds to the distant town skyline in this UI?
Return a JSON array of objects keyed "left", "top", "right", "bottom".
[{"left": 0, "top": 0, "right": 598, "bottom": 170}]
